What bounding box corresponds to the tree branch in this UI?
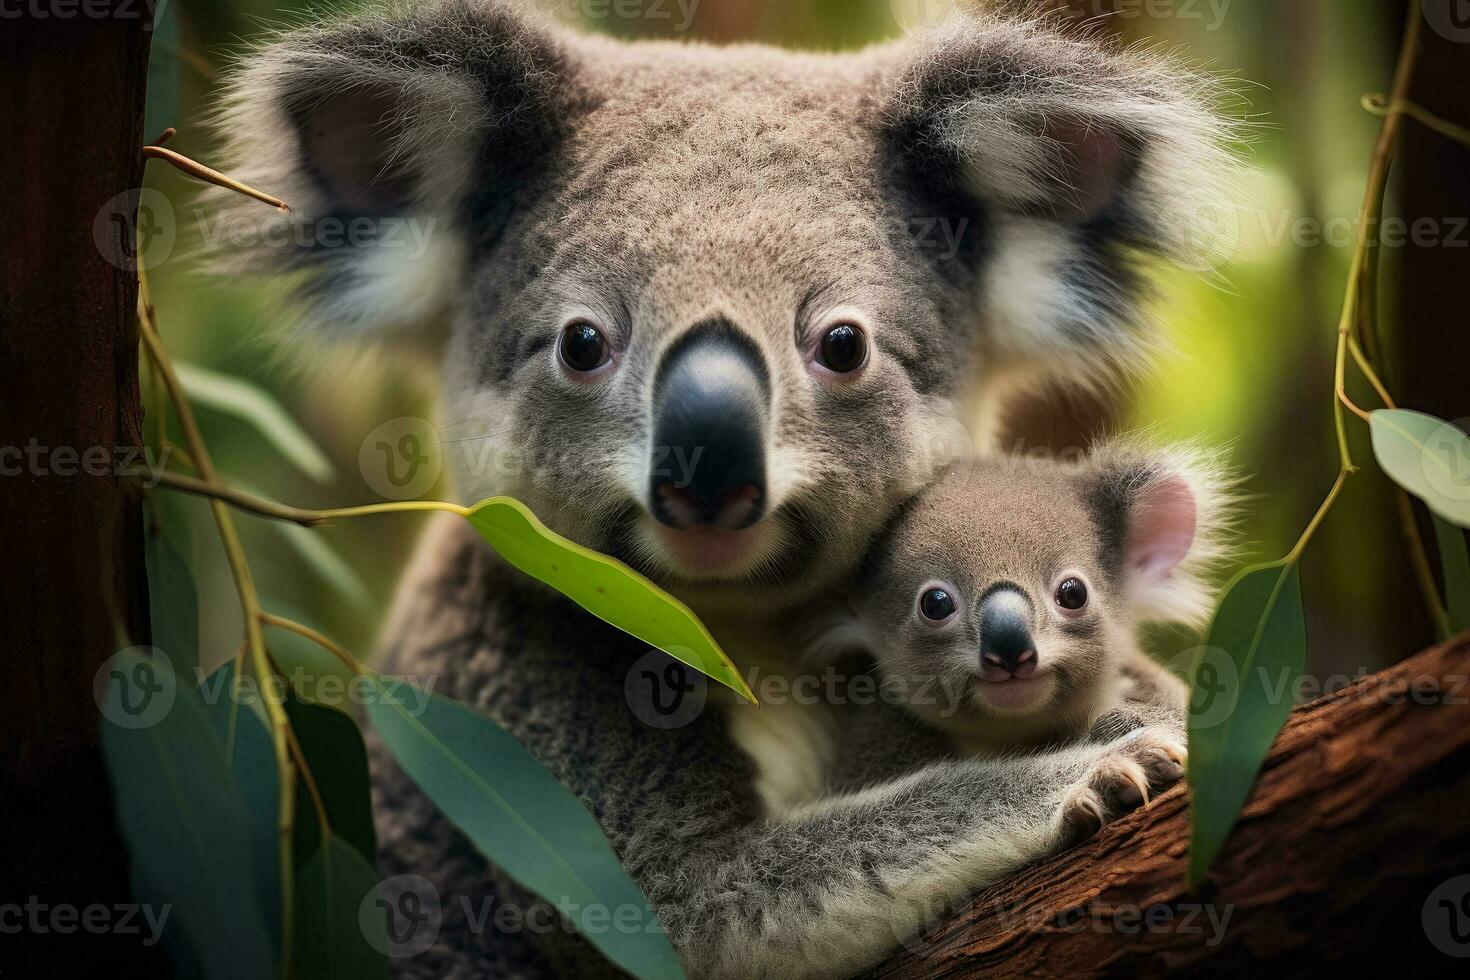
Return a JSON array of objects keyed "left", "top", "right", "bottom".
[{"left": 873, "top": 632, "right": 1470, "bottom": 976}]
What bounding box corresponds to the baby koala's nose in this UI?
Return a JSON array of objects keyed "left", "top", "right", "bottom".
[{"left": 978, "top": 586, "right": 1038, "bottom": 680}]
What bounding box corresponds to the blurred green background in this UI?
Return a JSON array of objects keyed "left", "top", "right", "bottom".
[{"left": 143, "top": 0, "right": 1439, "bottom": 682}]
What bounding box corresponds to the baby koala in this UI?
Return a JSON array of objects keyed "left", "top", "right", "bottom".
[{"left": 825, "top": 439, "right": 1229, "bottom": 831}]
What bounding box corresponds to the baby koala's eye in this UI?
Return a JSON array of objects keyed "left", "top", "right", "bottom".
[
  {"left": 919, "top": 587, "right": 958, "bottom": 622},
  {"left": 1055, "top": 577, "right": 1089, "bottom": 611}
]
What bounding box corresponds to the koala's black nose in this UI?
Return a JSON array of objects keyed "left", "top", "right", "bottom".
[
  {"left": 979, "top": 586, "right": 1037, "bottom": 679},
  {"left": 648, "top": 318, "right": 769, "bottom": 532}
]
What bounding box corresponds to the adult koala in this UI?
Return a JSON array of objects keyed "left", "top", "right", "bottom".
[{"left": 214, "top": 1, "right": 1233, "bottom": 975}]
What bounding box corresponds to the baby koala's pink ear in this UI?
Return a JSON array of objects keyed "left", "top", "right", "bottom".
[
  {"left": 1127, "top": 474, "right": 1199, "bottom": 586},
  {"left": 1084, "top": 439, "right": 1233, "bottom": 627}
]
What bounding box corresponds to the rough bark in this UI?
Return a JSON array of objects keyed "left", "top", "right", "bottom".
[
  {"left": 0, "top": 7, "right": 163, "bottom": 976},
  {"left": 870, "top": 632, "right": 1470, "bottom": 977}
]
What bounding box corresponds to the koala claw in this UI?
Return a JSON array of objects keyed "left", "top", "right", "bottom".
[{"left": 1059, "top": 730, "right": 1188, "bottom": 844}]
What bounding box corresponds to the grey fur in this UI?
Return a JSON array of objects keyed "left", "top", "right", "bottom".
[{"left": 212, "top": 2, "right": 1240, "bottom": 975}]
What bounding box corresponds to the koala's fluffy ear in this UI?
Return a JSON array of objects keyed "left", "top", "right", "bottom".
[
  {"left": 883, "top": 10, "right": 1240, "bottom": 375},
  {"left": 1080, "top": 439, "right": 1235, "bottom": 627},
  {"left": 209, "top": 0, "right": 577, "bottom": 336}
]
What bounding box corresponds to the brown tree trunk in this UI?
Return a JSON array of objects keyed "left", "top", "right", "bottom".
[
  {"left": 872, "top": 632, "right": 1470, "bottom": 977},
  {"left": 0, "top": 6, "right": 163, "bottom": 975}
]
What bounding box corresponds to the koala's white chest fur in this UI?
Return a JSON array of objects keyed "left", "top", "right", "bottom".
[{"left": 716, "top": 629, "right": 842, "bottom": 817}]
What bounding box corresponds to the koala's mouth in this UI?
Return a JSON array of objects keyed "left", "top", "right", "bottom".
[
  {"left": 648, "top": 521, "right": 779, "bottom": 578},
  {"left": 602, "top": 496, "right": 829, "bottom": 591},
  {"left": 972, "top": 671, "right": 1058, "bottom": 716}
]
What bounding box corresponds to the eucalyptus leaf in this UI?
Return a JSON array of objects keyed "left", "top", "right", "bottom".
[
  {"left": 285, "top": 693, "right": 378, "bottom": 868},
  {"left": 466, "top": 498, "right": 753, "bottom": 702},
  {"left": 293, "top": 835, "right": 391, "bottom": 980},
  {"left": 176, "top": 360, "right": 336, "bottom": 484},
  {"left": 144, "top": 502, "right": 199, "bottom": 677},
  {"left": 1369, "top": 409, "right": 1470, "bottom": 528},
  {"left": 1188, "top": 561, "right": 1306, "bottom": 888},
  {"left": 364, "top": 681, "right": 685, "bottom": 980},
  {"left": 1433, "top": 516, "right": 1470, "bottom": 636},
  {"left": 198, "top": 661, "right": 282, "bottom": 944},
  {"left": 101, "top": 651, "right": 276, "bottom": 980}
]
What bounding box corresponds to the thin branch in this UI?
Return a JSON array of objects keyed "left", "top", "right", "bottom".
[
  {"left": 1362, "top": 94, "right": 1470, "bottom": 150},
  {"left": 129, "top": 468, "right": 472, "bottom": 524},
  {"left": 1346, "top": 335, "right": 1396, "bottom": 409},
  {"left": 142, "top": 144, "right": 290, "bottom": 212},
  {"left": 260, "top": 613, "right": 370, "bottom": 678},
  {"left": 1286, "top": 468, "right": 1349, "bottom": 566}
]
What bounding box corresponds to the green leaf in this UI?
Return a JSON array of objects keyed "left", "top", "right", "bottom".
[
  {"left": 1187, "top": 561, "right": 1306, "bottom": 888},
  {"left": 144, "top": 0, "right": 179, "bottom": 142},
  {"left": 144, "top": 501, "right": 200, "bottom": 677},
  {"left": 292, "top": 835, "right": 391, "bottom": 980},
  {"left": 1433, "top": 516, "right": 1470, "bottom": 636},
  {"left": 101, "top": 651, "right": 276, "bottom": 979},
  {"left": 1369, "top": 409, "right": 1470, "bottom": 528},
  {"left": 285, "top": 693, "right": 378, "bottom": 868},
  {"left": 466, "top": 498, "right": 753, "bottom": 702},
  {"left": 197, "top": 661, "right": 282, "bottom": 945},
  {"left": 364, "top": 681, "right": 685, "bottom": 980},
  {"left": 176, "top": 360, "right": 336, "bottom": 484}
]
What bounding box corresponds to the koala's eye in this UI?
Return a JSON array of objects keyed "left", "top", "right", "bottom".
[
  {"left": 919, "top": 587, "right": 958, "bottom": 622},
  {"left": 817, "top": 323, "right": 867, "bottom": 374},
  {"left": 1055, "top": 578, "right": 1089, "bottom": 612},
  {"left": 559, "top": 321, "right": 611, "bottom": 373}
]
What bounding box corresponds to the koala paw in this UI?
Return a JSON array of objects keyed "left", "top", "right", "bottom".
[{"left": 1059, "top": 729, "right": 1186, "bottom": 843}]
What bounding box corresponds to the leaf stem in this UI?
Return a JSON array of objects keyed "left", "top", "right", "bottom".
[
  {"left": 1286, "top": 468, "right": 1349, "bottom": 567},
  {"left": 260, "top": 613, "right": 371, "bottom": 678},
  {"left": 131, "top": 468, "right": 472, "bottom": 524}
]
